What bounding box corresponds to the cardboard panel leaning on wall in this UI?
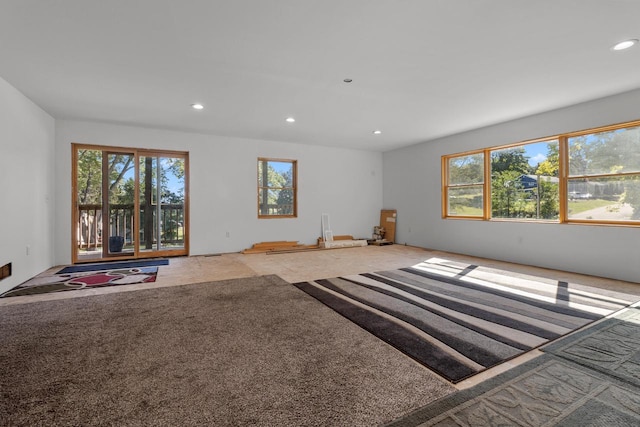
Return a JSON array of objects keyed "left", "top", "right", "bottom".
[
  {"left": 383, "top": 88, "right": 640, "bottom": 283},
  {"left": 0, "top": 76, "right": 56, "bottom": 294}
]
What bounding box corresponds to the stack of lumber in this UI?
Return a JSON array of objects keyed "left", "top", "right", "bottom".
[
  {"left": 242, "top": 235, "right": 369, "bottom": 254},
  {"left": 241, "top": 241, "right": 319, "bottom": 254}
]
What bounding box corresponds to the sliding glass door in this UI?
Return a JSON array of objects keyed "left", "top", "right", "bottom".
[
  {"left": 75, "top": 148, "right": 103, "bottom": 260},
  {"left": 139, "top": 154, "right": 186, "bottom": 253},
  {"left": 73, "top": 144, "right": 188, "bottom": 263},
  {"left": 105, "top": 151, "right": 136, "bottom": 256}
]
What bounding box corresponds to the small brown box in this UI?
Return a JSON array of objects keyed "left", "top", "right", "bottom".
[
  {"left": 380, "top": 210, "right": 397, "bottom": 243},
  {"left": 0, "top": 262, "right": 11, "bottom": 281}
]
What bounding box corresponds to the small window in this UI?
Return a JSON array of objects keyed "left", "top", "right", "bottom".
[
  {"left": 443, "top": 152, "right": 484, "bottom": 218},
  {"left": 258, "top": 158, "right": 297, "bottom": 218}
]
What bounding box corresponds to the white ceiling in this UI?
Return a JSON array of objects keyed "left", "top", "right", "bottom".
[{"left": 1, "top": 0, "right": 640, "bottom": 152}]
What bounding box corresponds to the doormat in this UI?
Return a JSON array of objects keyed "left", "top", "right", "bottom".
[
  {"left": 57, "top": 259, "right": 169, "bottom": 274},
  {"left": 0, "top": 267, "right": 158, "bottom": 298}
]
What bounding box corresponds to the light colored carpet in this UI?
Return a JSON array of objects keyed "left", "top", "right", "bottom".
[{"left": 0, "top": 275, "right": 454, "bottom": 426}]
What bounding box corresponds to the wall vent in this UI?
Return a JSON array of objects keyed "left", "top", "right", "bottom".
[{"left": 0, "top": 262, "right": 11, "bottom": 281}]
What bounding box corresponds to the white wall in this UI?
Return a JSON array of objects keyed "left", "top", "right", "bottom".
[
  {"left": 383, "top": 89, "right": 640, "bottom": 283},
  {"left": 0, "top": 77, "right": 55, "bottom": 294},
  {"left": 55, "top": 120, "right": 382, "bottom": 266},
  {"left": 6, "top": 80, "right": 639, "bottom": 286}
]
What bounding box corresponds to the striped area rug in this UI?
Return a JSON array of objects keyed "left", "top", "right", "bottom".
[{"left": 293, "top": 258, "right": 636, "bottom": 383}]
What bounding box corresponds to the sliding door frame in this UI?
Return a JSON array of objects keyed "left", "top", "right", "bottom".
[{"left": 72, "top": 143, "right": 189, "bottom": 264}]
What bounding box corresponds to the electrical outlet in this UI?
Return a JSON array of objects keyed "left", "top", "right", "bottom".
[
  {"left": 26, "top": 245, "right": 30, "bottom": 256},
  {"left": 226, "top": 231, "right": 230, "bottom": 238}
]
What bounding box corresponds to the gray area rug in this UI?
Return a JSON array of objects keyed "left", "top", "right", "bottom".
[
  {"left": 543, "top": 305, "right": 640, "bottom": 387},
  {"left": 0, "top": 275, "right": 454, "bottom": 426},
  {"left": 293, "top": 258, "right": 636, "bottom": 382},
  {"left": 385, "top": 354, "right": 640, "bottom": 426}
]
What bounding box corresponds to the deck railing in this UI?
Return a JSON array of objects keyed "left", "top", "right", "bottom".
[
  {"left": 77, "top": 204, "right": 184, "bottom": 249},
  {"left": 78, "top": 204, "right": 103, "bottom": 250}
]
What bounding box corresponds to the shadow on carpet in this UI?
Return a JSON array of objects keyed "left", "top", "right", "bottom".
[
  {"left": 385, "top": 353, "right": 640, "bottom": 426},
  {"left": 293, "top": 257, "right": 637, "bottom": 383}
]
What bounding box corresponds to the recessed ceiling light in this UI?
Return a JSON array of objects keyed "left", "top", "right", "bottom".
[
  {"left": 286, "top": 117, "right": 295, "bottom": 123},
  {"left": 191, "top": 103, "right": 204, "bottom": 110},
  {"left": 612, "top": 39, "right": 638, "bottom": 51},
  {"left": 373, "top": 130, "right": 382, "bottom": 135},
  {"left": 343, "top": 78, "right": 353, "bottom": 83}
]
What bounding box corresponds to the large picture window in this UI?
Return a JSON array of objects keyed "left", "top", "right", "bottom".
[
  {"left": 258, "top": 158, "right": 297, "bottom": 218},
  {"left": 490, "top": 140, "right": 559, "bottom": 220},
  {"left": 442, "top": 119, "right": 640, "bottom": 226}
]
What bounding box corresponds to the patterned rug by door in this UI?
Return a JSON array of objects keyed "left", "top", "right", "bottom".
[{"left": 0, "top": 267, "right": 158, "bottom": 298}]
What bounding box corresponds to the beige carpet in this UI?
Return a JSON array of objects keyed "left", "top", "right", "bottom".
[{"left": 0, "top": 275, "right": 454, "bottom": 426}]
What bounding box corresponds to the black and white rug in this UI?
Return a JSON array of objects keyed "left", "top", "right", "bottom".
[{"left": 294, "top": 258, "right": 637, "bottom": 383}]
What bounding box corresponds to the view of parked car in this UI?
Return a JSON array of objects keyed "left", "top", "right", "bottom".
[{"left": 569, "top": 191, "right": 592, "bottom": 200}]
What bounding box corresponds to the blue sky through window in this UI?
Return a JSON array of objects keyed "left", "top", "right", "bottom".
[
  {"left": 524, "top": 143, "right": 547, "bottom": 167},
  {"left": 270, "top": 161, "right": 292, "bottom": 174},
  {"left": 522, "top": 141, "right": 557, "bottom": 168},
  {"left": 160, "top": 158, "right": 184, "bottom": 197}
]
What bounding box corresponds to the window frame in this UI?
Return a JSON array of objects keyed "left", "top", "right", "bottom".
[
  {"left": 488, "top": 139, "right": 560, "bottom": 222},
  {"left": 71, "top": 143, "right": 190, "bottom": 264},
  {"left": 257, "top": 157, "right": 298, "bottom": 219},
  {"left": 442, "top": 118, "right": 640, "bottom": 226},
  {"left": 564, "top": 123, "right": 640, "bottom": 226},
  {"left": 441, "top": 150, "right": 486, "bottom": 219}
]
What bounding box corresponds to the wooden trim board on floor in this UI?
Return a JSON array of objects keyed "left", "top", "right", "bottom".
[
  {"left": 242, "top": 235, "right": 368, "bottom": 254},
  {"left": 242, "top": 241, "right": 319, "bottom": 254}
]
